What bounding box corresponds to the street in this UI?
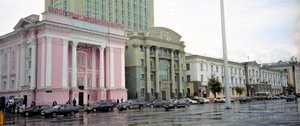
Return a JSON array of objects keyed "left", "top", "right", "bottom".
[{"left": 4, "top": 99, "right": 300, "bottom": 126}]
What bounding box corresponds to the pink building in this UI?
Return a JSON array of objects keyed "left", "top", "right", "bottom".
[{"left": 0, "top": 10, "right": 127, "bottom": 106}]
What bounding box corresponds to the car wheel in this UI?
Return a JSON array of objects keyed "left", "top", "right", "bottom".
[
  {"left": 126, "top": 106, "right": 130, "bottom": 110},
  {"left": 150, "top": 104, "right": 154, "bottom": 108},
  {"left": 93, "top": 108, "right": 97, "bottom": 113},
  {"left": 139, "top": 106, "right": 143, "bottom": 110},
  {"left": 52, "top": 113, "right": 57, "bottom": 117},
  {"left": 25, "top": 112, "right": 30, "bottom": 117},
  {"left": 70, "top": 111, "right": 75, "bottom": 116}
]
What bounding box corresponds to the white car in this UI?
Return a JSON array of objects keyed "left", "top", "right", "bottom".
[
  {"left": 199, "top": 97, "right": 210, "bottom": 103},
  {"left": 214, "top": 97, "right": 225, "bottom": 103},
  {"left": 185, "top": 98, "right": 198, "bottom": 104}
]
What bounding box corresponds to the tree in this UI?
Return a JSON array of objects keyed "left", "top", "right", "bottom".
[
  {"left": 208, "top": 76, "right": 222, "bottom": 98},
  {"left": 235, "top": 86, "right": 245, "bottom": 97}
]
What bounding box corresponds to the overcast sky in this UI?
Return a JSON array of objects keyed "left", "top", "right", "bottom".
[{"left": 0, "top": 0, "right": 299, "bottom": 63}]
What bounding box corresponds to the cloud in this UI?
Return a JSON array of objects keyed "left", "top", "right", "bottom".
[{"left": 155, "top": 0, "right": 299, "bottom": 63}]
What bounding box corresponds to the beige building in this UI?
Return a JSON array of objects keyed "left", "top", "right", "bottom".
[
  {"left": 125, "top": 27, "right": 186, "bottom": 100},
  {"left": 45, "top": 0, "right": 154, "bottom": 32}
]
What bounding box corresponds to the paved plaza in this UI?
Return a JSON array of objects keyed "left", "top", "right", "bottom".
[{"left": 4, "top": 99, "right": 300, "bottom": 126}]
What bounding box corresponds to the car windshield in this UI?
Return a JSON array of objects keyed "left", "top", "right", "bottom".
[{"left": 52, "top": 105, "right": 61, "bottom": 109}]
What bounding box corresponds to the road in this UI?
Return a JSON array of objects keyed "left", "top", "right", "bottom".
[{"left": 4, "top": 99, "right": 300, "bottom": 126}]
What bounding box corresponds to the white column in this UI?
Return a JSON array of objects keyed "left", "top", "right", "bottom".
[
  {"left": 7, "top": 48, "right": 11, "bottom": 90},
  {"left": 145, "top": 45, "right": 151, "bottom": 94},
  {"left": 62, "top": 40, "right": 69, "bottom": 88},
  {"left": 105, "top": 47, "right": 110, "bottom": 88},
  {"left": 71, "top": 41, "right": 78, "bottom": 88},
  {"left": 99, "top": 46, "right": 105, "bottom": 88},
  {"left": 20, "top": 43, "right": 26, "bottom": 88},
  {"left": 40, "top": 38, "right": 46, "bottom": 88},
  {"left": 171, "top": 49, "right": 175, "bottom": 95},
  {"left": 92, "top": 47, "right": 96, "bottom": 88},
  {"left": 30, "top": 40, "right": 37, "bottom": 89},
  {"left": 0, "top": 50, "right": 2, "bottom": 90},
  {"left": 45, "top": 37, "right": 52, "bottom": 87},
  {"left": 121, "top": 48, "right": 125, "bottom": 88},
  {"left": 110, "top": 47, "right": 115, "bottom": 88},
  {"left": 155, "top": 47, "right": 160, "bottom": 94},
  {"left": 15, "top": 46, "right": 19, "bottom": 90}
]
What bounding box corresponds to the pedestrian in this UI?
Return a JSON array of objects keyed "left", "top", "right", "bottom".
[
  {"left": 0, "top": 97, "right": 6, "bottom": 125},
  {"left": 52, "top": 100, "right": 57, "bottom": 107},
  {"left": 72, "top": 98, "right": 76, "bottom": 106},
  {"left": 66, "top": 100, "right": 71, "bottom": 104},
  {"left": 31, "top": 101, "right": 36, "bottom": 107},
  {"left": 117, "top": 99, "right": 119, "bottom": 104},
  {"left": 121, "top": 98, "right": 123, "bottom": 103}
]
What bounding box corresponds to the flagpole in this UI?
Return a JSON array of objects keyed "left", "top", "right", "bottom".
[{"left": 220, "top": 0, "right": 231, "bottom": 109}]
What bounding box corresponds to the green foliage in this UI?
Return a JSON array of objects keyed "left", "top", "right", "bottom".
[
  {"left": 208, "top": 76, "right": 222, "bottom": 98},
  {"left": 235, "top": 86, "right": 244, "bottom": 97}
]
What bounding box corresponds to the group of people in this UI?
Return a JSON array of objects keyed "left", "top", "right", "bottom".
[{"left": 52, "top": 99, "right": 77, "bottom": 107}]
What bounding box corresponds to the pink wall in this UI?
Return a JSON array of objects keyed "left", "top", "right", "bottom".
[
  {"left": 36, "top": 90, "right": 69, "bottom": 105},
  {"left": 114, "top": 48, "right": 122, "bottom": 89},
  {"left": 36, "top": 38, "right": 43, "bottom": 89},
  {"left": 51, "top": 38, "right": 63, "bottom": 88}
]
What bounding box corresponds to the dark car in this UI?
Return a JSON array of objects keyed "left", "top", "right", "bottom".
[
  {"left": 286, "top": 95, "right": 296, "bottom": 102},
  {"left": 21, "top": 105, "right": 51, "bottom": 117},
  {"left": 239, "top": 96, "right": 251, "bottom": 103},
  {"left": 163, "top": 99, "right": 189, "bottom": 111},
  {"left": 147, "top": 99, "right": 170, "bottom": 108},
  {"left": 117, "top": 99, "right": 145, "bottom": 111},
  {"left": 101, "top": 99, "right": 117, "bottom": 107},
  {"left": 85, "top": 102, "right": 113, "bottom": 113},
  {"left": 41, "top": 104, "right": 79, "bottom": 117}
]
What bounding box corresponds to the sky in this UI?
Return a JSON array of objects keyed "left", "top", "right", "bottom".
[{"left": 0, "top": 0, "right": 299, "bottom": 63}]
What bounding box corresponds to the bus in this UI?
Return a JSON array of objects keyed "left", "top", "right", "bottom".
[{"left": 253, "top": 92, "right": 272, "bottom": 100}]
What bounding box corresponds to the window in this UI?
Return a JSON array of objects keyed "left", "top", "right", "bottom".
[
  {"left": 151, "top": 74, "right": 154, "bottom": 81},
  {"left": 140, "top": 59, "right": 144, "bottom": 66},
  {"left": 3, "top": 81, "right": 6, "bottom": 90},
  {"left": 186, "top": 75, "right": 191, "bottom": 82},
  {"left": 232, "top": 88, "right": 235, "bottom": 95},
  {"left": 201, "top": 75, "right": 203, "bottom": 82},
  {"left": 151, "top": 88, "right": 154, "bottom": 96},
  {"left": 141, "top": 74, "right": 145, "bottom": 80},
  {"left": 186, "top": 64, "right": 190, "bottom": 70},
  {"left": 216, "top": 66, "right": 218, "bottom": 72},
  {"left": 28, "top": 76, "right": 31, "bottom": 84},
  {"left": 11, "top": 80, "right": 14, "bottom": 89},
  {"left": 211, "top": 65, "right": 213, "bottom": 72},
  {"left": 141, "top": 88, "right": 145, "bottom": 97},
  {"left": 28, "top": 61, "right": 31, "bottom": 68},
  {"left": 200, "top": 63, "right": 203, "bottom": 70},
  {"left": 140, "top": 45, "right": 144, "bottom": 52}
]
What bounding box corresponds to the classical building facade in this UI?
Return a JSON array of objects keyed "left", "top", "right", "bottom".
[
  {"left": 185, "top": 54, "right": 247, "bottom": 98},
  {"left": 45, "top": 0, "right": 154, "bottom": 31},
  {"left": 125, "top": 27, "right": 185, "bottom": 100},
  {"left": 266, "top": 62, "right": 300, "bottom": 94},
  {"left": 185, "top": 54, "right": 288, "bottom": 99},
  {"left": 0, "top": 10, "right": 127, "bottom": 106}
]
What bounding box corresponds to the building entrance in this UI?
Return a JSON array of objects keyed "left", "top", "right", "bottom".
[{"left": 79, "top": 92, "right": 84, "bottom": 106}]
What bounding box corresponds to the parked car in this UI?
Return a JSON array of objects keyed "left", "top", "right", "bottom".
[
  {"left": 85, "top": 102, "right": 113, "bottom": 113},
  {"left": 286, "top": 95, "right": 296, "bottom": 102},
  {"left": 41, "top": 104, "right": 79, "bottom": 117},
  {"left": 279, "top": 95, "right": 287, "bottom": 99},
  {"left": 239, "top": 96, "right": 251, "bottom": 103},
  {"left": 214, "top": 97, "right": 225, "bottom": 103},
  {"left": 20, "top": 105, "right": 51, "bottom": 117},
  {"left": 163, "top": 99, "right": 189, "bottom": 111},
  {"left": 147, "top": 99, "right": 170, "bottom": 108},
  {"left": 272, "top": 95, "right": 281, "bottom": 99},
  {"left": 117, "top": 99, "right": 145, "bottom": 111},
  {"left": 199, "top": 97, "right": 210, "bottom": 104},
  {"left": 184, "top": 98, "right": 198, "bottom": 104},
  {"left": 101, "top": 99, "right": 117, "bottom": 107}
]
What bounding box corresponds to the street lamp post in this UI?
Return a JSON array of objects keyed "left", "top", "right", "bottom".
[{"left": 220, "top": 0, "right": 231, "bottom": 109}]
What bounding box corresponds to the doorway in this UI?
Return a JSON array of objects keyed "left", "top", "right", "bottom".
[
  {"left": 23, "top": 95, "right": 27, "bottom": 107},
  {"left": 79, "top": 92, "right": 84, "bottom": 106},
  {"left": 162, "top": 91, "right": 166, "bottom": 100}
]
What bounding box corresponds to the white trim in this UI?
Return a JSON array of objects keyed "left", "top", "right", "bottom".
[
  {"left": 71, "top": 41, "right": 78, "bottom": 88},
  {"left": 100, "top": 47, "right": 105, "bottom": 88},
  {"left": 7, "top": 48, "right": 11, "bottom": 90},
  {"left": 41, "top": 38, "right": 45, "bottom": 88},
  {"left": 62, "top": 40, "right": 69, "bottom": 88},
  {"left": 121, "top": 48, "right": 125, "bottom": 88},
  {"left": 0, "top": 50, "right": 2, "bottom": 90},
  {"left": 38, "top": 33, "right": 107, "bottom": 47},
  {"left": 15, "top": 46, "right": 19, "bottom": 90},
  {"left": 30, "top": 40, "right": 37, "bottom": 89},
  {"left": 110, "top": 48, "right": 115, "bottom": 88},
  {"left": 0, "top": 42, "right": 22, "bottom": 50},
  {"left": 45, "top": 37, "right": 52, "bottom": 87},
  {"left": 92, "top": 47, "right": 96, "bottom": 88},
  {"left": 105, "top": 48, "right": 110, "bottom": 88}
]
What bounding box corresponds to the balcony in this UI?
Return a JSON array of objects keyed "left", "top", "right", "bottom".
[
  {"left": 150, "top": 51, "right": 155, "bottom": 57},
  {"left": 158, "top": 53, "right": 171, "bottom": 59},
  {"left": 150, "top": 66, "right": 156, "bottom": 71}
]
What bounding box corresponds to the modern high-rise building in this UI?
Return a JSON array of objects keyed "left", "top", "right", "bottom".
[{"left": 45, "top": 0, "right": 154, "bottom": 32}]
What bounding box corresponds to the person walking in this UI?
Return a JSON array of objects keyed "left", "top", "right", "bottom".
[
  {"left": 52, "top": 101, "right": 57, "bottom": 107},
  {"left": 66, "top": 100, "right": 71, "bottom": 104},
  {"left": 31, "top": 101, "right": 36, "bottom": 107},
  {"left": 72, "top": 99, "right": 76, "bottom": 106}
]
